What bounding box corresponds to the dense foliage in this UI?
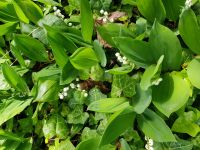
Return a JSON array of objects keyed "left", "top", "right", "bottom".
[{"left": 0, "top": 0, "right": 200, "bottom": 149}]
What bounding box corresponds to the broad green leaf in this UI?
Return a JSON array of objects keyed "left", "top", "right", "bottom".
[
  {"left": 161, "top": 0, "right": 185, "bottom": 20},
  {"left": 0, "top": 98, "right": 32, "bottom": 126},
  {"left": 113, "top": 37, "right": 155, "bottom": 68},
  {"left": 106, "top": 65, "right": 134, "bottom": 75},
  {"left": 81, "top": 127, "right": 98, "bottom": 141},
  {"left": 88, "top": 97, "right": 130, "bottom": 113},
  {"left": 13, "top": 34, "right": 49, "bottom": 62},
  {"left": 12, "top": 1, "right": 29, "bottom": 23},
  {"left": 43, "top": 114, "right": 69, "bottom": 140},
  {"left": 187, "top": 58, "right": 200, "bottom": 89},
  {"left": 14, "top": 0, "right": 43, "bottom": 24},
  {"left": 179, "top": 8, "right": 200, "bottom": 54},
  {"left": 111, "top": 74, "right": 136, "bottom": 98},
  {"left": 131, "top": 84, "right": 152, "bottom": 114},
  {"left": 149, "top": 21, "right": 182, "bottom": 71},
  {"left": 80, "top": 0, "right": 94, "bottom": 42},
  {"left": 98, "top": 24, "right": 135, "bottom": 47},
  {"left": 172, "top": 111, "right": 200, "bottom": 137},
  {"left": 99, "top": 107, "right": 135, "bottom": 147},
  {"left": 33, "top": 77, "right": 59, "bottom": 102},
  {"left": 0, "top": 130, "right": 24, "bottom": 142},
  {"left": 137, "top": 109, "right": 176, "bottom": 142},
  {"left": 93, "top": 40, "right": 107, "bottom": 67},
  {"left": 137, "top": 0, "right": 166, "bottom": 22},
  {"left": 75, "top": 137, "right": 100, "bottom": 150},
  {"left": 0, "top": 22, "right": 18, "bottom": 36},
  {"left": 2, "top": 63, "right": 29, "bottom": 94},
  {"left": 152, "top": 72, "right": 191, "bottom": 117},
  {"left": 140, "top": 55, "right": 164, "bottom": 90},
  {"left": 70, "top": 47, "right": 99, "bottom": 70},
  {"left": 0, "top": 2, "right": 19, "bottom": 22}
]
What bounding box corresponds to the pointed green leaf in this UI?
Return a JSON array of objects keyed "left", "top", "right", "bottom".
[
  {"left": 14, "top": 34, "right": 49, "bottom": 62},
  {"left": 187, "top": 58, "right": 200, "bottom": 89},
  {"left": 149, "top": 21, "right": 182, "bottom": 71},
  {"left": 88, "top": 97, "right": 130, "bottom": 113},
  {"left": 137, "top": 0, "right": 166, "bottom": 22},
  {"left": 0, "top": 130, "right": 25, "bottom": 142},
  {"left": 137, "top": 109, "right": 176, "bottom": 142},
  {"left": 75, "top": 137, "right": 100, "bottom": 150},
  {"left": 2, "top": 63, "right": 29, "bottom": 94},
  {"left": 152, "top": 72, "right": 191, "bottom": 117},
  {"left": 80, "top": 0, "right": 93, "bottom": 42},
  {"left": 99, "top": 107, "right": 135, "bottom": 147},
  {"left": 0, "top": 22, "right": 18, "bottom": 36},
  {"left": 107, "top": 65, "right": 134, "bottom": 75},
  {"left": 179, "top": 8, "right": 200, "bottom": 54}
]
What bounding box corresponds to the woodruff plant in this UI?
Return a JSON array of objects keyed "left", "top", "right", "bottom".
[{"left": 0, "top": 0, "right": 200, "bottom": 149}]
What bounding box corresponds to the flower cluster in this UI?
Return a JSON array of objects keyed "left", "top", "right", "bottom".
[
  {"left": 115, "top": 52, "right": 130, "bottom": 65},
  {"left": 58, "top": 78, "right": 88, "bottom": 99},
  {"left": 145, "top": 136, "right": 154, "bottom": 150},
  {"left": 53, "top": 6, "right": 65, "bottom": 19},
  {"left": 185, "top": 0, "right": 192, "bottom": 9},
  {"left": 100, "top": 9, "right": 113, "bottom": 23}
]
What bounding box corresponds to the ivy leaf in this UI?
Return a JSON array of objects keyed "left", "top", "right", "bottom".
[
  {"left": 152, "top": 72, "right": 191, "bottom": 117},
  {"left": 172, "top": 111, "right": 200, "bottom": 137},
  {"left": 137, "top": 109, "right": 176, "bottom": 142},
  {"left": 88, "top": 97, "right": 130, "bottom": 113},
  {"left": 87, "top": 87, "right": 107, "bottom": 105},
  {"left": 111, "top": 74, "right": 136, "bottom": 98},
  {"left": 0, "top": 98, "right": 32, "bottom": 126},
  {"left": 43, "top": 114, "right": 69, "bottom": 140}
]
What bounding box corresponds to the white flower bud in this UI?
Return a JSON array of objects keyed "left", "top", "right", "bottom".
[
  {"left": 103, "top": 17, "right": 107, "bottom": 23},
  {"left": 68, "top": 22, "right": 73, "bottom": 27},
  {"left": 123, "top": 60, "right": 128, "bottom": 65},
  {"left": 115, "top": 52, "right": 120, "bottom": 57},
  {"left": 53, "top": 6, "right": 57, "bottom": 11},
  {"left": 84, "top": 93, "right": 88, "bottom": 97},
  {"left": 61, "top": 15, "right": 65, "bottom": 19},
  {"left": 59, "top": 93, "right": 64, "bottom": 99},
  {"left": 56, "top": 9, "right": 61, "bottom": 13},
  {"left": 145, "top": 144, "right": 150, "bottom": 150},
  {"left": 63, "top": 87, "right": 69, "bottom": 92},
  {"left": 148, "top": 139, "right": 154, "bottom": 146},
  {"left": 104, "top": 11, "right": 108, "bottom": 16},
  {"left": 149, "top": 147, "right": 154, "bottom": 150},
  {"left": 70, "top": 83, "right": 75, "bottom": 89},
  {"left": 77, "top": 84, "right": 80, "bottom": 88},
  {"left": 76, "top": 78, "right": 80, "bottom": 81},
  {"left": 109, "top": 18, "right": 114, "bottom": 23},
  {"left": 100, "top": 9, "right": 104, "bottom": 14},
  {"left": 63, "top": 92, "right": 68, "bottom": 97},
  {"left": 122, "top": 56, "right": 127, "bottom": 60}
]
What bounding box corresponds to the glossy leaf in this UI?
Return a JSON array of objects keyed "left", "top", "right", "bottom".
[
  {"left": 13, "top": 34, "right": 49, "bottom": 62},
  {"left": 0, "top": 22, "right": 18, "bottom": 36},
  {"left": 98, "top": 23, "right": 135, "bottom": 47},
  {"left": 75, "top": 137, "right": 100, "bottom": 150},
  {"left": 14, "top": 0, "right": 43, "bottom": 24},
  {"left": 172, "top": 111, "right": 200, "bottom": 137},
  {"left": 140, "top": 55, "right": 164, "bottom": 90},
  {"left": 80, "top": 0, "right": 94, "bottom": 42},
  {"left": 149, "top": 21, "right": 182, "bottom": 71},
  {"left": 111, "top": 74, "right": 136, "bottom": 98},
  {"left": 2, "top": 63, "right": 29, "bottom": 94},
  {"left": 137, "top": 109, "right": 176, "bottom": 142},
  {"left": 99, "top": 107, "right": 135, "bottom": 147},
  {"left": 88, "top": 97, "right": 130, "bottom": 113},
  {"left": 43, "top": 114, "right": 69, "bottom": 140},
  {"left": 187, "top": 58, "right": 200, "bottom": 89},
  {"left": 137, "top": 0, "right": 166, "bottom": 22},
  {"left": 113, "top": 37, "right": 155, "bottom": 68},
  {"left": 34, "top": 77, "right": 60, "bottom": 102},
  {"left": 179, "top": 8, "right": 200, "bottom": 54},
  {"left": 131, "top": 84, "right": 152, "bottom": 114},
  {"left": 106, "top": 65, "right": 134, "bottom": 75},
  {"left": 93, "top": 40, "right": 107, "bottom": 67},
  {"left": 70, "top": 47, "right": 99, "bottom": 70},
  {"left": 0, "top": 98, "right": 32, "bottom": 126},
  {"left": 152, "top": 72, "right": 191, "bottom": 117},
  {"left": 162, "top": 0, "right": 185, "bottom": 20}
]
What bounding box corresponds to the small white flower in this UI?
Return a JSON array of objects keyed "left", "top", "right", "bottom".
[
  {"left": 185, "top": 0, "right": 192, "bottom": 8},
  {"left": 109, "top": 18, "right": 114, "bottom": 23},
  {"left": 63, "top": 87, "right": 69, "bottom": 92},
  {"left": 53, "top": 6, "right": 57, "bottom": 11},
  {"left": 63, "top": 92, "right": 68, "bottom": 97},
  {"left": 54, "top": 12, "right": 58, "bottom": 15},
  {"left": 145, "top": 144, "right": 150, "bottom": 150},
  {"left": 59, "top": 93, "right": 64, "bottom": 99},
  {"left": 123, "top": 60, "right": 128, "bottom": 65},
  {"left": 68, "top": 22, "right": 73, "bottom": 27},
  {"left": 61, "top": 15, "right": 65, "bottom": 19},
  {"left": 84, "top": 93, "right": 88, "bottom": 97},
  {"left": 149, "top": 147, "right": 154, "bottom": 150},
  {"left": 122, "top": 56, "right": 127, "bottom": 60},
  {"left": 148, "top": 139, "right": 154, "bottom": 146},
  {"left": 145, "top": 136, "right": 149, "bottom": 141},
  {"left": 104, "top": 11, "right": 108, "bottom": 16},
  {"left": 76, "top": 78, "right": 80, "bottom": 82},
  {"left": 103, "top": 17, "right": 107, "bottom": 23},
  {"left": 118, "top": 57, "right": 124, "bottom": 63},
  {"left": 100, "top": 9, "right": 104, "bottom": 14},
  {"left": 70, "top": 83, "right": 75, "bottom": 89},
  {"left": 56, "top": 9, "right": 61, "bottom": 13},
  {"left": 115, "top": 52, "right": 120, "bottom": 57},
  {"left": 77, "top": 84, "right": 80, "bottom": 88}
]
